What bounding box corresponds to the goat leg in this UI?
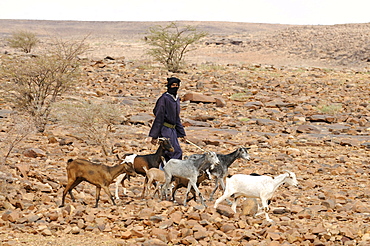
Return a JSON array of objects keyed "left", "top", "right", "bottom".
[
  {"left": 214, "top": 192, "right": 229, "bottom": 210},
  {"left": 95, "top": 187, "right": 101, "bottom": 208},
  {"left": 209, "top": 179, "right": 219, "bottom": 201},
  {"left": 102, "top": 185, "right": 116, "bottom": 206},
  {"left": 185, "top": 188, "right": 197, "bottom": 202},
  {"left": 69, "top": 190, "right": 75, "bottom": 202},
  {"left": 190, "top": 181, "right": 206, "bottom": 207},
  {"left": 260, "top": 198, "right": 273, "bottom": 222},
  {"left": 141, "top": 177, "right": 148, "bottom": 199},
  {"left": 60, "top": 179, "right": 80, "bottom": 207},
  {"left": 231, "top": 197, "right": 239, "bottom": 213},
  {"left": 183, "top": 182, "right": 192, "bottom": 206}
]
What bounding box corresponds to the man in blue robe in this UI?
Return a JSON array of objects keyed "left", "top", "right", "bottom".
[{"left": 149, "top": 77, "right": 186, "bottom": 161}]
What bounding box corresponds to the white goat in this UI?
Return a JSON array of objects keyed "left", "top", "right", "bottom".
[{"left": 214, "top": 171, "right": 298, "bottom": 222}]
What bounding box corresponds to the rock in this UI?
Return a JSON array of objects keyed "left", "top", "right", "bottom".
[
  {"left": 180, "top": 236, "right": 198, "bottom": 245},
  {"left": 321, "top": 199, "right": 336, "bottom": 209},
  {"left": 308, "top": 115, "right": 336, "bottom": 123},
  {"left": 220, "top": 223, "right": 236, "bottom": 233},
  {"left": 170, "top": 211, "right": 183, "bottom": 224},
  {"left": 120, "top": 230, "right": 132, "bottom": 239},
  {"left": 59, "top": 138, "right": 74, "bottom": 146},
  {"left": 296, "top": 125, "right": 321, "bottom": 134},
  {"left": 138, "top": 208, "right": 155, "bottom": 219},
  {"left": 215, "top": 205, "right": 234, "bottom": 218},
  {"left": 48, "top": 136, "right": 59, "bottom": 144},
  {"left": 194, "top": 229, "right": 209, "bottom": 240},
  {"left": 1, "top": 210, "right": 20, "bottom": 222},
  {"left": 244, "top": 101, "right": 264, "bottom": 110},
  {"left": 129, "top": 113, "right": 154, "bottom": 125},
  {"left": 15, "top": 163, "right": 29, "bottom": 178},
  {"left": 33, "top": 181, "right": 53, "bottom": 193},
  {"left": 71, "top": 226, "right": 81, "bottom": 234},
  {"left": 150, "top": 228, "right": 168, "bottom": 241},
  {"left": 241, "top": 198, "right": 258, "bottom": 216},
  {"left": 215, "top": 97, "right": 227, "bottom": 107},
  {"left": 41, "top": 228, "right": 53, "bottom": 236},
  {"left": 142, "top": 239, "right": 167, "bottom": 246},
  {"left": 183, "top": 92, "right": 216, "bottom": 103},
  {"left": 256, "top": 118, "right": 280, "bottom": 126},
  {"left": 22, "top": 148, "right": 47, "bottom": 158},
  {"left": 182, "top": 119, "right": 212, "bottom": 127}
]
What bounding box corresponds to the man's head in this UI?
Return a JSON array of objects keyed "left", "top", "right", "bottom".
[{"left": 166, "top": 77, "right": 180, "bottom": 96}]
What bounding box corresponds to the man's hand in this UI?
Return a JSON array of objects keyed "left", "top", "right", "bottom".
[
  {"left": 179, "top": 136, "right": 187, "bottom": 143},
  {"left": 151, "top": 138, "right": 158, "bottom": 145}
]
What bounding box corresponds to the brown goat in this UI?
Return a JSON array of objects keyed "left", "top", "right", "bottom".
[
  {"left": 142, "top": 166, "right": 166, "bottom": 199},
  {"left": 60, "top": 158, "right": 136, "bottom": 208}
]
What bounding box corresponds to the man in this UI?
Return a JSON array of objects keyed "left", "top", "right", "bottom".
[{"left": 149, "top": 77, "right": 186, "bottom": 161}]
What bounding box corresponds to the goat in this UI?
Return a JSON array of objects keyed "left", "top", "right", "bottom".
[
  {"left": 142, "top": 165, "right": 166, "bottom": 199},
  {"left": 60, "top": 158, "right": 136, "bottom": 208},
  {"left": 114, "top": 137, "right": 174, "bottom": 200},
  {"left": 162, "top": 151, "right": 220, "bottom": 206},
  {"left": 214, "top": 171, "right": 298, "bottom": 222},
  {"left": 171, "top": 147, "right": 251, "bottom": 201}
]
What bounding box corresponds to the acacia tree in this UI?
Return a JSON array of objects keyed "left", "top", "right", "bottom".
[
  {"left": 7, "top": 30, "right": 39, "bottom": 53},
  {"left": 145, "top": 22, "right": 207, "bottom": 72},
  {"left": 1, "top": 37, "right": 89, "bottom": 132}
]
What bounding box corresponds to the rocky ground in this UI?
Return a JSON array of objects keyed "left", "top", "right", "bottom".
[{"left": 0, "top": 20, "right": 369, "bottom": 245}]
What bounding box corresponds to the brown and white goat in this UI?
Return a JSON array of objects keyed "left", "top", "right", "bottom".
[{"left": 60, "top": 158, "right": 136, "bottom": 208}]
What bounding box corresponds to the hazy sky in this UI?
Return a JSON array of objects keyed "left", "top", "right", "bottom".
[{"left": 1, "top": 0, "right": 369, "bottom": 25}]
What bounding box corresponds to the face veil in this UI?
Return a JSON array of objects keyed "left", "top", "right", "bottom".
[{"left": 166, "top": 77, "right": 181, "bottom": 96}]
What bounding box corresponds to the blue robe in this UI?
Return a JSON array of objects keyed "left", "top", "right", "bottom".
[{"left": 149, "top": 92, "right": 186, "bottom": 160}]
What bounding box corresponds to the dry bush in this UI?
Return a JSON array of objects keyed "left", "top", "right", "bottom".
[
  {"left": 53, "top": 100, "right": 125, "bottom": 156},
  {"left": 7, "top": 30, "right": 39, "bottom": 53},
  {"left": 1, "top": 37, "right": 89, "bottom": 132},
  {"left": 0, "top": 114, "right": 35, "bottom": 164}
]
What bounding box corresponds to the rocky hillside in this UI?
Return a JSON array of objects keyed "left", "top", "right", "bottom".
[
  {"left": 0, "top": 20, "right": 369, "bottom": 245},
  {"left": 203, "top": 23, "right": 370, "bottom": 67}
]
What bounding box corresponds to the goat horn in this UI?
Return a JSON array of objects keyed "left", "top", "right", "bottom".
[{"left": 283, "top": 170, "right": 292, "bottom": 177}]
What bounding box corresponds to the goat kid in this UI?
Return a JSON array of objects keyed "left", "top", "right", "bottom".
[
  {"left": 214, "top": 171, "right": 298, "bottom": 222},
  {"left": 142, "top": 166, "right": 166, "bottom": 199},
  {"left": 162, "top": 151, "right": 220, "bottom": 207},
  {"left": 114, "top": 137, "right": 174, "bottom": 200},
  {"left": 61, "top": 158, "right": 136, "bottom": 208}
]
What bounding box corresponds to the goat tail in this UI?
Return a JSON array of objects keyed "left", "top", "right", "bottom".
[
  {"left": 143, "top": 166, "right": 148, "bottom": 174},
  {"left": 160, "top": 156, "right": 167, "bottom": 166},
  {"left": 67, "top": 159, "right": 74, "bottom": 164}
]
